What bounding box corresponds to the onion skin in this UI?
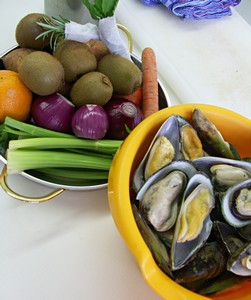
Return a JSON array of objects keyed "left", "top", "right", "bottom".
[
  {"left": 104, "top": 98, "right": 143, "bottom": 140},
  {"left": 71, "top": 104, "right": 109, "bottom": 140},
  {"left": 31, "top": 93, "right": 76, "bottom": 133}
]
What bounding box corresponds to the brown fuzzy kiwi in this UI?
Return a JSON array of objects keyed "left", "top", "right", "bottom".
[
  {"left": 97, "top": 54, "right": 142, "bottom": 95},
  {"left": 18, "top": 51, "right": 65, "bottom": 96},
  {"left": 70, "top": 71, "right": 113, "bottom": 107},
  {"left": 15, "top": 13, "right": 51, "bottom": 50},
  {"left": 2, "top": 48, "right": 35, "bottom": 72},
  {"left": 53, "top": 40, "right": 97, "bottom": 82},
  {"left": 86, "top": 39, "right": 110, "bottom": 62}
]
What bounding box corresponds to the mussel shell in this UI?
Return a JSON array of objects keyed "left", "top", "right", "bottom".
[
  {"left": 174, "top": 242, "right": 227, "bottom": 284},
  {"left": 136, "top": 160, "right": 197, "bottom": 202},
  {"left": 237, "top": 223, "right": 251, "bottom": 242},
  {"left": 136, "top": 160, "right": 197, "bottom": 232},
  {"left": 193, "top": 157, "right": 251, "bottom": 179},
  {"left": 192, "top": 108, "right": 236, "bottom": 159},
  {"left": 171, "top": 173, "right": 215, "bottom": 270},
  {"left": 227, "top": 242, "right": 251, "bottom": 276},
  {"left": 213, "top": 221, "right": 245, "bottom": 255},
  {"left": 133, "top": 115, "right": 181, "bottom": 192},
  {"left": 139, "top": 170, "right": 187, "bottom": 232},
  {"left": 131, "top": 204, "right": 173, "bottom": 278},
  {"left": 221, "top": 178, "right": 251, "bottom": 228}
]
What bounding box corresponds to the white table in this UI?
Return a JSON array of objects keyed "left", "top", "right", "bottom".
[
  {"left": 0, "top": 1, "right": 163, "bottom": 299},
  {"left": 0, "top": 1, "right": 250, "bottom": 300}
]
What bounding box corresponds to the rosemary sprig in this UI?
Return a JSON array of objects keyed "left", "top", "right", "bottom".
[{"left": 36, "top": 16, "right": 70, "bottom": 50}]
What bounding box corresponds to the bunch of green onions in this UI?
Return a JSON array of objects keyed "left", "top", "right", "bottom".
[{"left": 1, "top": 117, "right": 123, "bottom": 186}]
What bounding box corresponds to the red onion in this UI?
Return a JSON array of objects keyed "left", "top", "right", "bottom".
[
  {"left": 104, "top": 98, "right": 143, "bottom": 140},
  {"left": 71, "top": 104, "right": 109, "bottom": 139},
  {"left": 31, "top": 93, "right": 76, "bottom": 133}
]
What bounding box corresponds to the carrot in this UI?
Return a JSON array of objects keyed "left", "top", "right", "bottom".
[
  {"left": 141, "top": 47, "right": 159, "bottom": 119},
  {"left": 114, "top": 86, "right": 143, "bottom": 107}
]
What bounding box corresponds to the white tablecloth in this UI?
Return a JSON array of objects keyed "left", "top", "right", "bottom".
[{"left": 0, "top": 1, "right": 250, "bottom": 299}]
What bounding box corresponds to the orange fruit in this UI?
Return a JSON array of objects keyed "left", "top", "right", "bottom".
[{"left": 0, "top": 70, "right": 33, "bottom": 123}]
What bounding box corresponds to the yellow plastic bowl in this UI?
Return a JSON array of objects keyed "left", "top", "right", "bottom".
[{"left": 108, "top": 104, "right": 251, "bottom": 300}]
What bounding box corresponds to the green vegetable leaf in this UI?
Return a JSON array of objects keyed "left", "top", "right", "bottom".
[
  {"left": 82, "top": 0, "right": 119, "bottom": 20},
  {"left": 101, "top": 0, "right": 119, "bottom": 17},
  {"left": 0, "top": 123, "right": 17, "bottom": 154},
  {"left": 0, "top": 124, "right": 8, "bottom": 152}
]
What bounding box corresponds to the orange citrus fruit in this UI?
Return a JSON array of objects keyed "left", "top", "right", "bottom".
[{"left": 0, "top": 70, "right": 33, "bottom": 123}]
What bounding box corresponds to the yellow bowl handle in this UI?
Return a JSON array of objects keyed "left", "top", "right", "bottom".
[
  {"left": 0, "top": 165, "right": 65, "bottom": 203},
  {"left": 117, "top": 24, "right": 133, "bottom": 53}
]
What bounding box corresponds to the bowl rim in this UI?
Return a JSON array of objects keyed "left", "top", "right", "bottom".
[
  {"left": 108, "top": 103, "right": 251, "bottom": 300},
  {"left": 0, "top": 46, "right": 170, "bottom": 192}
]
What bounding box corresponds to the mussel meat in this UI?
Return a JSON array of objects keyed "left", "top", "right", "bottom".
[{"left": 221, "top": 178, "right": 251, "bottom": 227}]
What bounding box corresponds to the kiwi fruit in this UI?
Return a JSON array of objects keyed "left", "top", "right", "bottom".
[
  {"left": 86, "top": 39, "right": 110, "bottom": 62},
  {"left": 15, "top": 13, "right": 51, "bottom": 50},
  {"left": 53, "top": 40, "right": 97, "bottom": 82},
  {"left": 2, "top": 48, "right": 35, "bottom": 72},
  {"left": 70, "top": 71, "right": 113, "bottom": 107},
  {"left": 19, "top": 51, "right": 65, "bottom": 96},
  {"left": 97, "top": 54, "right": 142, "bottom": 95}
]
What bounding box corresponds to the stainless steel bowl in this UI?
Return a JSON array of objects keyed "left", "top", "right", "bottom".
[{"left": 0, "top": 45, "right": 171, "bottom": 203}]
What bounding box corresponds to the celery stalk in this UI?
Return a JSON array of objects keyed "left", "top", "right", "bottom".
[
  {"left": 28, "top": 169, "right": 107, "bottom": 186},
  {"left": 30, "top": 168, "right": 109, "bottom": 179},
  {"left": 4, "top": 116, "right": 74, "bottom": 138},
  {"left": 7, "top": 150, "right": 112, "bottom": 174},
  {"left": 9, "top": 137, "right": 122, "bottom": 155}
]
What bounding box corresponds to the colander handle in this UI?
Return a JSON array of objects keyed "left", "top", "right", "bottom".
[
  {"left": 117, "top": 24, "right": 133, "bottom": 53},
  {"left": 0, "top": 165, "right": 64, "bottom": 203}
]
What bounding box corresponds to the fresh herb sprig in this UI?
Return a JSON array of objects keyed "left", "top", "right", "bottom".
[
  {"left": 36, "top": 15, "right": 70, "bottom": 50},
  {"left": 82, "top": 0, "right": 119, "bottom": 20}
]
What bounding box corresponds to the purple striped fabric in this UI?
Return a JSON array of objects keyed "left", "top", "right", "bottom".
[{"left": 140, "top": 0, "right": 241, "bottom": 19}]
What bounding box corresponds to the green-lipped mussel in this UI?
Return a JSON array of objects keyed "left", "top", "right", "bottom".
[{"left": 132, "top": 109, "right": 251, "bottom": 295}]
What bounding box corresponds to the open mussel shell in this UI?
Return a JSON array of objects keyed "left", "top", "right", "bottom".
[
  {"left": 133, "top": 115, "right": 181, "bottom": 192},
  {"left": 221, "top": 178, "right": 251, "bottom": 228},
  {"left": 136, "top": 160, "right": 197, "bottom": 232},
  {"left": 193, "top": 157, "right": 251, "bottom": 192},
  {"left": 171, "top": 173, "right": 215, "bottom": 270},
  {"left": 131, "top": 204, "right": 173, "bottom": 278},
  {"left": 227, "top": 242, "right": 251, "bottom": 276}
]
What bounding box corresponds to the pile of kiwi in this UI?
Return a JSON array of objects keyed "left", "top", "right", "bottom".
[{"left": 2, "top": 13, "right": 143, "bottom": 107}]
